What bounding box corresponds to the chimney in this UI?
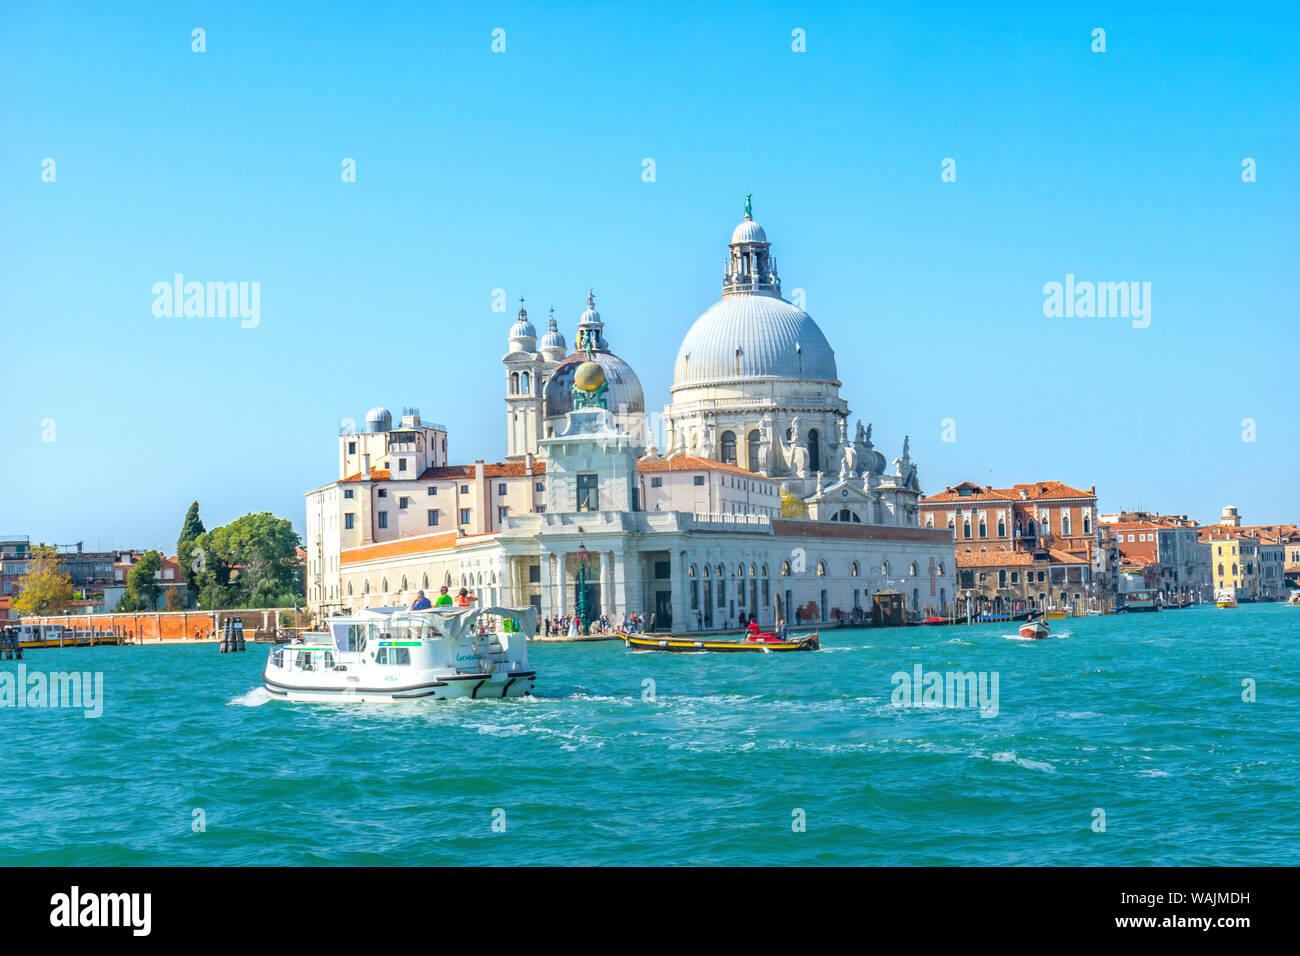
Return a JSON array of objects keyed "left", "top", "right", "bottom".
[
  {"left": 525, "top": 452, "right": 534, "bottom": 476},
  {"left": 361, "top": 453, "right": 370, "bottom": 477}
]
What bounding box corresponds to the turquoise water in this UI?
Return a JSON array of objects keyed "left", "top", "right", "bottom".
[{"left": 2, "top": 602, "right": 1298, "bottom": 865}]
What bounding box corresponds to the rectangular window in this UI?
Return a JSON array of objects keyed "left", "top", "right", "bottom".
[
  {"left": 427, "top": 486, "right": 437, "bottom": 495},
  {"left": 535, "top": 482, "right": 544, "bottom": 492},
  {"left": 460, "top": 508, "right": 470, "bottom": 524},
  {"left": 654, "top": 561, "right": 671, "bottom": 579},
  {"left": 398, "top": 459, "right": 408, "bottom": 472},
  {"left": 344, "top": 513, "right": 355, "bottom": 530},
  {"left": 528, "top": 564, "right": 541, "bottom": 583},
  {"left": 377, "top": 512, "right": 388, "bottom": 529},
  {"left": 498, "top": 506, "right": 509, "bottom": 521},
  {"left": 399, "top": 496, "right": 409, "bottom": 509},
  {"left": 460, "top": 484, "right": 469, "bottom": 495},
  {"left": 427, "top": 510, "right": 439, "bottom": 526},
  {"left": 377, "top": 489, "right": 387, "bottom": 498},
  {"left": 577, "top": 473, "right": 599, "bottom": 511},
  {"left": 348, "top": 441, "right": 357, "bottom": 454},
  {"left": 498, "top": 483, "right": 507, "bottom": 496},
  {"left": 650, "top": 477, "right": 663, "bottom": 488},
  {"left": 343, "top": 489, "right": 354, "bottom": 499},
  {"left": 693, "top": 475, "right": 705, "bottom": 486}
]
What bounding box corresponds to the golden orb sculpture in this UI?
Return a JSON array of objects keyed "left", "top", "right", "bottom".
[{"left": 574, "top": 360, "right": 606, "bottom": 392}]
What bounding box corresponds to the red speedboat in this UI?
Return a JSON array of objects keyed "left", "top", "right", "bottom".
[{"left": 1018, "top": 618, "right": 1050, "bottom": 639}]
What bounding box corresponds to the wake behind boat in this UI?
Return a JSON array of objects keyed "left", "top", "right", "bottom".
[
  {"left": 263, "top": 605, "right": 537, "bottom": 702},
  {"left": 618, "top": 629, "right": 819, "bottom": 652}
]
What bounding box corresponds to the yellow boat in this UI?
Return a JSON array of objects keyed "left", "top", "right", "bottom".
[
  {"left": 1216, "top": 599, "right": 1238, "bottom": 609},
  {"left": 618, "top": 630, "right": 819, "bottom": 653},
  {"left": 1043, "top": 609, "right": 1068, "bottom": 620}
]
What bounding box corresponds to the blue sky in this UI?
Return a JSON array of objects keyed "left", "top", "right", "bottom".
[{"left": 2, "top": 1, "right": 1297, "bottom": 550}]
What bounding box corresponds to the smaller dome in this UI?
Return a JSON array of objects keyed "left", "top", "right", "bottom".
[
  {"left": 731, "top": 217, "right": 767, "bottom": 244},
  {"left": 365, "top": 407, "right": 392, "bottom": 432},
  {"left": 509, "top": 305, "right": 536, "bottom": 342},
  {"left": 574, "top": 361, "right": 606, "bottom": 392},
  {"left": 539, "top": 314, "right": 566, "bottom": 353}
]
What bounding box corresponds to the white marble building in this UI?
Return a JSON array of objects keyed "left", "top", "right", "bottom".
[{"left": 304, "top": 203, "right": 953, "bottom": 630}]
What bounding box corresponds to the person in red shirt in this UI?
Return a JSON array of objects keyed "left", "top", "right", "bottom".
[{"left": 745, "top": 619, "right": 761, "bottom": 641}]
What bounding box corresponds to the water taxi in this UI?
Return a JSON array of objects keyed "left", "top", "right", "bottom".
[
  {"left": 618, "top": 630, "right": 819, "bottom": 653},
  {"left": 1018, "top": 618, "right": 1050, "bottom": 639},
  {"left": 5, "top": 624, "right": 121, "bottom": 649},
  {"left": 262, "top": 605, "right": 537, "bottom": 702},
  {"left": 1215, "top": 589, "right": 1238, "bottom": 609},
  {"left": 1120, "top": 589, "right": 1160, "bottom": 613}
]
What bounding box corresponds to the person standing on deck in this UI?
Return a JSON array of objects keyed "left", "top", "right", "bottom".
[{"left": 434, "top": 586, "right": 453, "bottom": 607}]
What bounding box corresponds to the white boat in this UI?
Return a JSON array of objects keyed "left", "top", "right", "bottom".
[{"left": 262, "top": 605, "right": 537, "bottom": 703}]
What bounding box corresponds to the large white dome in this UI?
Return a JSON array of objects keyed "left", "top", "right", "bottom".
[{"left": 672, "top": 295, "right": 838, "bottom": 387}]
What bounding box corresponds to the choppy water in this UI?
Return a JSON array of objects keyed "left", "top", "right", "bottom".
[{"left": 2, "top": 603, "right": 1298, "bottom": 865}]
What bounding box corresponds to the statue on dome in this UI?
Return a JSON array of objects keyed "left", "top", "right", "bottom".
[{"left": 744, "top": 193, "right": 753, "bottom": 218}]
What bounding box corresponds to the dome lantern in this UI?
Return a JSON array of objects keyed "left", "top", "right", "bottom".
[{"left": 723, "top": 195, "right": 780, "bottom": 298}]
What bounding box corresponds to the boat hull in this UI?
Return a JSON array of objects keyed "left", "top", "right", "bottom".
[
  {"left": 1018, "top": 622, "right": 1050, "bottom": 639},
  {"left": 619, "top": 631, "right": 819, "bottom": 652},
  {"left": 263, "top": 669, "right": 535, "bottom": 703}
]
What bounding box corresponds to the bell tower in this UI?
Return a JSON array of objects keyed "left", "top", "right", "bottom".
[{"left": 503, "top": 300, "right": 548, "bottom": 459}]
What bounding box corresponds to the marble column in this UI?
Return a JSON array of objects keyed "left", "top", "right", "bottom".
[
  {"left": 554, "top": 550, "right": 567, "bottom": 617},
  {"left": 670, "top": 546, "right": 689, "bottom": 634},
  {"left": 539, "top": 549, "right": 553, "bottom": 624},
  {"left": 600, "top": 551, "right": 614, "bottom": 617}
]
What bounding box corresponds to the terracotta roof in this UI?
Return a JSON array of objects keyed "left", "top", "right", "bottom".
[
  {"left": 341, "top": 531, "right": 466, "bottom": 564},
  {"left": 1010, "top": 481, "right": 1096, "bottom": 500},
  {"left": 341, "top": 468, "right": 391, "bottom": 483},
  {"left": 920, "top": 481, "right": 1018, "bottom": 504},
  {"left": 954, "top": 547, "right": 1088, "bottom": 568},
  {"left": 921, "top": 479, "right": 1096, "bottom": 504},
  {"left": 344, "top": 461, "right": 545, "bottom": 483},
  {"left": 638, "top": 456, "right": 772, "bottom": 479}
]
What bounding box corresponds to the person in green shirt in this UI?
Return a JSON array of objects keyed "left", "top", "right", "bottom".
[{"left": 433, "top": 585, "right": 453, "bottom": 607}]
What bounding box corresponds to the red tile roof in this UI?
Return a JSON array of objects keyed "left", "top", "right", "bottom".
[
  {"left": 921, "top": 479, "right": 1096, "bottom": 504},
  {"left": 637, "top": 456, "right": 772, "bottom": 479}
]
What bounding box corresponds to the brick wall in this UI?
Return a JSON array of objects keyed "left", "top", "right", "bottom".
[{"left": 19, "top": 608, "right": 301, "bottom": 642}]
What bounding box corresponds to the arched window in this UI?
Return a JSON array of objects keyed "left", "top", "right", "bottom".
[
  {"left": 909, "top": 562, "right": 918, "bottom": 576},
  {"left": 948, "top": 519, "right": 955, "bottom": 530},
  {"left": 716, "top": 564, "right": 725, "bottom": 578},
  {"left": 963, "top": 521, "right": 971, "bottom": 539},
  {"left": 382, "top": 578, "right": 389, "bottom": 593},
  {"left": 781, "top": 561, "right": 791, "bottom": 576},
  {"left": 400, "top": 575, "right": 407, "bottom": 592},
  {"left": 1062, "top": 516, "right": 1071, "bottom": 535},
  {"left": 510, "top": 372, "right": 519, "bottom": 395},
  {"left": 747, "top": 430, "right": 761, "bottom": 473},
  {"left": 347, "top": 581, "right": 353, "bottom": 596},
  {"left": 363, "top": 580, "right": 370, "bottom": 594},
  {"left": 881, "top": 560, "right": 890, "bottom": 576},
  {"left": 737, "top": 564, "right": 746, "bottom": 577},
  {"left": 720, "top": 431, "right": 737, "bottom": 465},
  {"left": 520, "top": 371, "right": 529, "bottom": 394},
  {"left": 1027, "top": 519, "right": 1037, "bottom": 537},
  {"left": 850, "top": 561, "right": 859, "bottom": 576},
  {"left": 749, "top": 563, "right": 757, "bottom": 576},
  {"left": 703, "top": 565, "right": 710, "bottom": 577},
  {"left": 816, "top": 561, "right": 826, "bottom": 576},
  {"left": 807, "top": 429, "right": 820, "bottom": 473},
  {"left": 937, "top": 562, "right": 945, "bottom": 576},
  {"left": 978, "top": 520, "right": 987, "bottom": 538},
  {"left": 422, "top": 573, "right": 429, "bottom": 589},
  {"left": 688, "top": 564, "right": 696, "bottom": 577},
  {"left": 1083, "top": 514, "right": 1091, "bottom": 533},
  {"left": 997, "top": 519, "right": 1006, "bottom": 536}
]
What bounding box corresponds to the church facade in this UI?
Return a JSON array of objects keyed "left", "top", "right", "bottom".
[{"left": 304, "top": 203, "right": 953, "bottom": 630}]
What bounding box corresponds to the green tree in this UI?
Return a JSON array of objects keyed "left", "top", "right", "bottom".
[
  {"left": 11, "top": 545, "right": 74, "bottom": 616},
  {"left": 194, "top": 512, "right": 303, "bottom": 609},
  {"left": 164, "top": 586, "right": 185, "bottom": 611},
  {"left": 117, "top": 551, "right": 163, "bottom": 611},
  {"left": 176, "top": 501, "right": 206, "bottom": 599}
]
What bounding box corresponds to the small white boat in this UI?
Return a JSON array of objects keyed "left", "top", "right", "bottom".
[{"left": 263, "top": 605, "right": 537, "bottom": 703}]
